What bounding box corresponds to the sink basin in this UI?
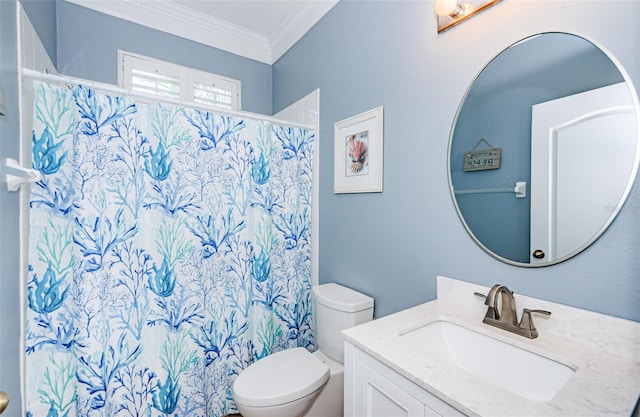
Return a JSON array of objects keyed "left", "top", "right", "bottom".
[{"left": 399, "top": 320, "right": 575, "bottom": 402}]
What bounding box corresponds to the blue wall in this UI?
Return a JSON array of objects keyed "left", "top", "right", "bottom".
[
  {"left": 55, "top": 1, "right": 273, "bottom": 115},
  {"left": 273, "top": 0, "right": 640, "bottom": 321}
]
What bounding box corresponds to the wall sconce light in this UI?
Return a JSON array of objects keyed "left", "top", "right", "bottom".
[{"left": 435, "top": 0, "right": 502, "bottom": 33}]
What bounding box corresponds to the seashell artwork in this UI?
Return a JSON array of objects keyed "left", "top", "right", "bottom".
[
  {"left": 346, "top": 130, "right": 369, "bottom": 175},
  {"left": 334, "top": 106, "right": 383, "bottom": 193}
]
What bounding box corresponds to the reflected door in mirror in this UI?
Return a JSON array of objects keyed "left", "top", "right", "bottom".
[{"left": 530, "top": 82, "right": 636, "bottom": 264}]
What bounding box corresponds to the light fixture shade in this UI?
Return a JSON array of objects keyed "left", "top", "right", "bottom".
[
  {"left": 436, "top": 0, "right": 502, "bottom": 33},
  {"left": 435, "top": 0, "right": 463, "bottom": 17}
]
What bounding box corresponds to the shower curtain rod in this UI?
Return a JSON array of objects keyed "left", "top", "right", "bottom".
[{"left": 22, "top": 68, "right": 315, "bottom": 130}]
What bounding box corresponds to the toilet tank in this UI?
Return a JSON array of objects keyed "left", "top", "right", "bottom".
[{"left": 313, "top": 283, "right": 374, "bottom": 363}]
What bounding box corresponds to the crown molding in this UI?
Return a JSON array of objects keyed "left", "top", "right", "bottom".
[
  {"left": 269, "top": 0, "right": 338, "bottom": 63},
  {"left": 65, "top": 0, "right": 337, "bottom": 64}
]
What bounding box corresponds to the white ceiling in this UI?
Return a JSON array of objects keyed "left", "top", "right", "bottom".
[{"left": 66, "top": 0, "right": 339, "bottom": 64}]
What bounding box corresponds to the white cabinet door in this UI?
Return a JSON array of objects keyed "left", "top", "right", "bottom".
[
  {"left": 345, "top": 342, "right": 467, "bottom": 417},
  {"left": 354, "top": 357, "right": 425, "bottom": 417}
]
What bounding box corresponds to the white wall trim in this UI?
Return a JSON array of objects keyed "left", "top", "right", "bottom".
[
  {"left": 65, "top": 0, "right": 337, "bottom": 64},
  {"left": 269, "top": 0, "right": 338, "bottom": 63}
]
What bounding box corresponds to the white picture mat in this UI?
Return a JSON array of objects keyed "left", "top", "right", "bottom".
[{"left": 334, "top": 106, "right": 383, "bottom": 193}]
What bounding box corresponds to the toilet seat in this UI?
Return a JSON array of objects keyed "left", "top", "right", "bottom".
[{"left": 233, "top": 347, "right": 330, "bottom": 408}]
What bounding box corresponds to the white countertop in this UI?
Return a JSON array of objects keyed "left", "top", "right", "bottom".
[{"left": 342, "top": 276, "right": 640, "bottom": 417}]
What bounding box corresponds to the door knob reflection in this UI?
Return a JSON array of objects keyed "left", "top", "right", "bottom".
[{"left": 532, "top": 249, "right": 545, "bottom": 259}]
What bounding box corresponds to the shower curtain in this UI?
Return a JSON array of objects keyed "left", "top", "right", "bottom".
[{"left": 25, "top": 81, "right": 315, "bottom": 417}]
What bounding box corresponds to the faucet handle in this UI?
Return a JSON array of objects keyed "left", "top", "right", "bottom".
[
  {"left": 474, "top": 291, "right": 501, "bottom": 320},
  {"left": 474, "top": 290, "right": 503, "bottom": 320},
  {"left": 518, "top": 308, "right": 551, "bottom": 338}
]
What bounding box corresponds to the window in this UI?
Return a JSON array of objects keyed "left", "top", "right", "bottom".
[{"left": 118, "top": 51, "right": 241, "bottom": 110}]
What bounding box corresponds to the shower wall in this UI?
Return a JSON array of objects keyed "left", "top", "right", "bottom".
[{"left": 274, "top": 89, "right": 320, "bottom": 287}]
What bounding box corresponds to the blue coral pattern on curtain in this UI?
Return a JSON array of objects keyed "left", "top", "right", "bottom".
[{"left": 25, "top": 81, "right": 315, "bottom": 417}]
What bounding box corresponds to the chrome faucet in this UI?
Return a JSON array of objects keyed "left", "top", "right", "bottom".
[{"left": 474, "top": 284, "right": 551, "bottom": 339}]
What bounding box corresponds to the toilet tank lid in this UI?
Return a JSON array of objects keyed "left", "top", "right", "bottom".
[{"left": 313, "top": 283, "right": 374, "bottom": 312}]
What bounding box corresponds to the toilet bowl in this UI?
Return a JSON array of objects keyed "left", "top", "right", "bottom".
[
  {"left": 233, "top": 347, "right": 329, "bottom": 417},
  {"left": 232, "top": 283, "right": 374, "bottom": 417}
]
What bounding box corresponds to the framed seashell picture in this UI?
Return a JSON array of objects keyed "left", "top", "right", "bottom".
[{"left": 334, "top": 106, "right": 384, "bottom": 193}]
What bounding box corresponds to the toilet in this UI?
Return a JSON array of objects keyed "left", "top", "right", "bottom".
[{"left": 232, "top": 283, "right": 374, "bottom": 417}]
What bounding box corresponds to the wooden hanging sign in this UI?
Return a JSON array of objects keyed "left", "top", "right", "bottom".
[{"left": 464, "top": 138, "right": 501, "bottom": 171}]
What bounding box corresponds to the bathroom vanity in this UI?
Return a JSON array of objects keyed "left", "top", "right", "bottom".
[
  {"left": 345, "top": 342, "right": 464, "bottom": 416},
  {"left": 343, "top": 276, "right": 640, "bottom": 417}
]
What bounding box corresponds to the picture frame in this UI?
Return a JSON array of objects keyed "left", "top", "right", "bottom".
[{"left": 334, "top": 106, "right": 384, "bottom": 193}]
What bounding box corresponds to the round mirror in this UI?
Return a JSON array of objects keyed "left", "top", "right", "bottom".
[{"left": 448, "top": 32, "right": 639, "bottom": 267}]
